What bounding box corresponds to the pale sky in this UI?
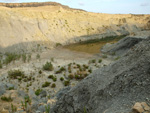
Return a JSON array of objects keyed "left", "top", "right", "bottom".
[{"left": 0, "top": 0, "right": 150, "bottom": 14}]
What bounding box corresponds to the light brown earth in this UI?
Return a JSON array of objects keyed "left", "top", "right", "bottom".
[{"left": 0, "top": 2, "right": 150, "bottom": 52}]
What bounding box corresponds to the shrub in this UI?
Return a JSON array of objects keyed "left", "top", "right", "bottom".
[
  {"left": 68, "top": 74, "right": 74, "bottom": 79},
  {"left": 51, "top": 57, "right": 54, "bottom": 62},
  {"left": 52, "top": 77, "right": 57, "bottom": 82},
  {"left": 56, "top": 43, "right": 62, "bottom": 47},
  {"left": 64, "top": 80, "right": 70, "bottom": 86},
  {"left": 48, "top": 75, "right": 54, "bottom": 79},
  {"left": 43, "top": 62, "right": 54, "bottom": 71},
  {"left": 8, "top": 87, "right": 14, "bottom": 90},
  {"left": 4, "top": 53, "right": 21, "bottom": 65},
  {"left": 91, "top": 59, "right": 96, "bottom": 63},
  {"left": 42, "top": 82, "right": 51, "bottom": 87},
  {"left": 88, "top": 69, "right": 92, "bottom": 73},
  {"left": 75, "top": 75, "right": 80, "bottom": 80},
  {"left": 60, "top": 77, "right": 64, "bottom": 81},
  {"left": 35, "top": 89, "right": 42, "bottom": 96},
  {"left": 39, "top": 70, "right": 42, "bottom": 74},
  {"left": 56, "top": 67, "right": 66, "bottom": 74},
  {"left": 51, "top": 83, "right": 56, "bottom": 88},
  {"left": 22, "top": 54, "right": 26, "bottom": 63},
  {"left": 98, "top": 59, "right": 102, "bottom": 63},
  {"left": 8, "top": 70, "right": 25, "bottom": 79},
  {"left": 1, "top": 96, "right": 13, "bottom": 102},
  {"left": 0, "top": 60, "right": 2, "bottom": 68},
  {"left": 11, "top": 104, "right": 17, "bottom": 112},
  {"left": 83, "top": 64, "right": 88, "bottom": 69},
  {"left": 115, "top": 56, "right": 120, "bottom": 60},
  {"left": 36, "top": 54, "right": 40, "bottom": 59}
]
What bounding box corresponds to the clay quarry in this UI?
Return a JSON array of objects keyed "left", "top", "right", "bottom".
[{"left": 0, "top": 2, "right": 150, "bottom": 113}]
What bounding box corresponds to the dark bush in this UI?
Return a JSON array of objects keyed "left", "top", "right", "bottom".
[
  {"left": 42, "top": 82, "right": 51, "bottom": 87},
  {"left": 35, "top": 89, "right": 42, "bottom": 96},
  {"left": 60, "top": 77, "right": 64, "bottom": 81},
  {"left": 64, "top": 80, "right": 70, "bottom": 86},
  {"left": 51, "top": 83, "right": 56, "bottom": 88}
]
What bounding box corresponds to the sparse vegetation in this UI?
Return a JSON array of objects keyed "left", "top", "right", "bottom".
[
  {"left": 56, "top": 43, "right": 62, "bottom": 47},
  {"left": 43, "top": 62, "right": 54, "bottom": 71},
  {"left": 52, "top": 77, "right": 57, "bottom": 82},
  {"left": 36, "top": 54, "right": 40, "bottom": 59},
  {"left": 35, "top": 89, "right": 42, "bottom": 96},
  {"left": 10, "top": 104, "right": 17, "bottom": 113},
  {"left": 64, "top": 80, "right": 70, "bottom": 86},
  {"left": 56, "top": 67, "right": 66, "bottom": 74},
  {"left": 1, "top": 95, "right": 13, "bottom": 102},
  {"left": 8, "top": 69, "right": 25, "bottom": 79},
  {"left": 45, "top": 105, "right": 51, "bottom": 113},
  {"left": 98, "top": 59, "right": 102, "bottom": 63},
  {"left": 48, "top": 75, "right": 54, "bottom": 79},
  {"left": 42, "top": 81, "right": 51, "bottom": 87},
  {"left": 60, "top": 77, "right": 64, "bottom": 81},
  {"left": 51, "top": 83, "right": 56, "bottom": 88}
]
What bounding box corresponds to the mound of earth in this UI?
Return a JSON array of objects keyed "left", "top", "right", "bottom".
[
  {"left": 51, "top": 37, "right": 150, "bottom": 113},
  {"left": 101, "top": 36, "right": 146, "bottom": 56}
]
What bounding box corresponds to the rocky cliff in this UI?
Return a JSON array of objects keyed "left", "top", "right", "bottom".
[{"left": 0, "top": 2, "right": 150, "bottom": 52}]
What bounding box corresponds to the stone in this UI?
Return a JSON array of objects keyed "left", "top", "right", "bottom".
[
  {"left": 132, "top": 102, "right": 145, "bottom": 113},
  {"left": 141, "top": 102, "right": 150, "bottom": 111},
  {"left": 0, "top": 83, "right": 6, "bottom": 96},
  {"left": 29, "top": 88, "right": 36, "bottom": 98},
  {"left": 18, "top": 90, "right": 28, "bottom": 98}
]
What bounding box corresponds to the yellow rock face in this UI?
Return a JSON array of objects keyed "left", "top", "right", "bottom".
[{"left": 0, "top": 3, "right": 150, "bottom": 51}]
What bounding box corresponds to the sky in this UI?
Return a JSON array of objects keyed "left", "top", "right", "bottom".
[{"left": 0, "top": 0, "right": 150, "bottom": 14}]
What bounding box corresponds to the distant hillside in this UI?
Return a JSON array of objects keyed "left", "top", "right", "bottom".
[
  {"left": 0, "top": 2, "right": 85, "bottom": 11},
  {"left": 0, "top": 2, "right": 150, "bottom": 53}
]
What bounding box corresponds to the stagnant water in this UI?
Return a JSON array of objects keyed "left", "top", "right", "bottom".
[{"left": 64, "top": 36, "right": 124, "bottom": 54}]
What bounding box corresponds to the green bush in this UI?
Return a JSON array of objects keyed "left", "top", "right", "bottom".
[
  {"left": 98, "top": 59, "right": 102, "bottom": 63},
  {"left": 60, "top": 77, "right": 64, "bottom": 81},
  {"left": 4, "top": 53, "right": 21, "bottom": 64},
  {"left": 91, "top": 59, "right": 96, "bottom": 63},
  {"left": 56, "top": 43, "right": 62, "bottom": 47},
  {"left": 56, "top": 67, "right": 66, "bottom": 74},
  {"left": 52, "top": 77, "right": 57, "bottom": 82},
  {"left": 42, "top": 82, "right": 51, "bottom": 87},
  {"left": 0, "top": 61, "right": 2, "bottom": 69},
  {"left": 39, "top": 70, "right": 42, "bottom": 74},
  {"left": 64, "top": 80, "right": 70, "bottom": 86},
  {"left": 22, "top": 54, "right": 27, "bottom": 63},
  {"left": 51, "top": 83, "right": 56, "bottom": 88},
  {"left": 1, "top": 96, "right": 13, "bottom": 102},
  {"left": 88, "top": 69, "right": 92, "bottom": 73},
  {"left": 8, "top": 70, "right": 25, "bottom": 79},
  {"left": 35, "top": 89, "right": 42, "bottom": 96},
  {"left": 36, "top": 54, "right": 40, "bottom": 59},
  {"left": 8, "top": 87, "right": 14, "bottom": 90},
  {"left": 43, "top": 62, "right": 54, "bottom": 71},
  {"left": 75, "top": 75, "right": 80, "bottom": 80},
  {"left": 48, "top": 75, "right": 54, "bottom": 79}
]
